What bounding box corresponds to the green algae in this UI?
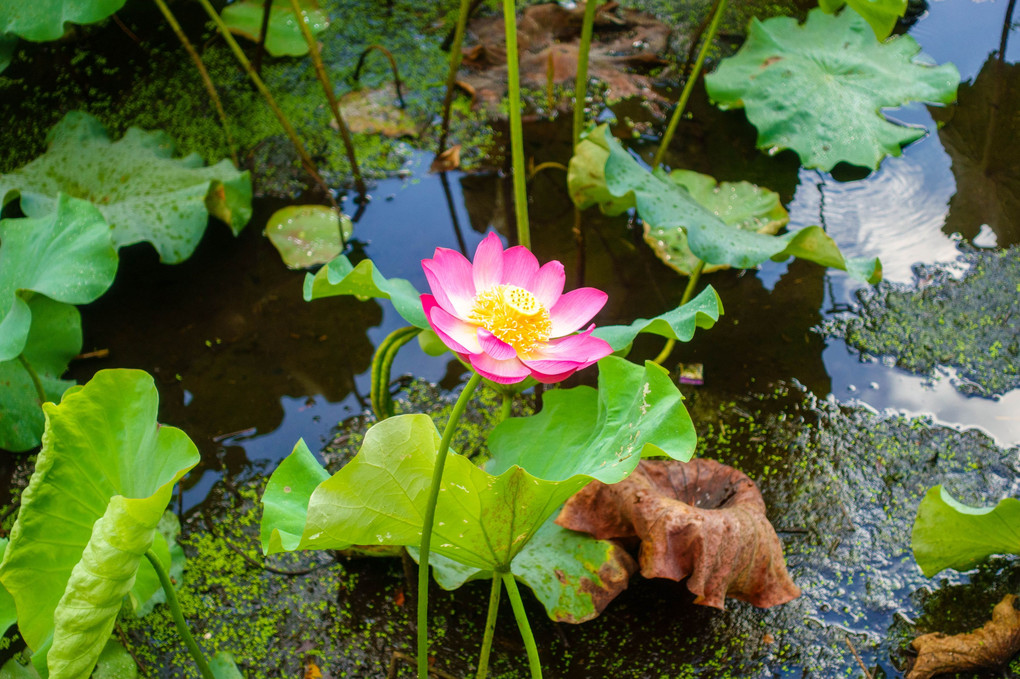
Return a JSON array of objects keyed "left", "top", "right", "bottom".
[{"left": 826, "top": 247, "right": 1020, "bottom": 398}]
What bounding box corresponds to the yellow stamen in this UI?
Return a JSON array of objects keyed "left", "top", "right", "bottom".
[{"left": 469, "top": 285, "right": 551, "bottom": 354}]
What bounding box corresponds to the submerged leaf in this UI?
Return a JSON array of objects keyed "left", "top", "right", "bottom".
[
  {"left": 817, "top": 0, "right": 906, "bottom": 40},
  {"left": 303, "top": 255, "right": 427, "bottom": 329},
  {"left": 569, "top": 125, "right": 882, "bottom": 283},
  {"left": 911, "top": 485, "right": 1020, "bottom": 578},
  {"left": 907, "top": 594, "right": 1020, "bottom": 679},
  {"left": 0, "top": 0, "right": 126, "bottom": 42},
  {"left": 334, "top": 83, "right": 416, "bottom": 138},
  {"left": 704, "top": 8, "right": 959, "bottom": 170},
  {"left": 0, "top": 370, "right": 200, "bottom": 677},
  {"left": 557, "top": 458, "right": 800, "bottom": 609},
  {"left": 221, "top": 0, "right": 329, "bottom": 57},
  {"left": 0, "top": 112, "right": 252, "bottom": 264},
  {"left": 266, "top": 205, "right": 352, "bottom": 270}
]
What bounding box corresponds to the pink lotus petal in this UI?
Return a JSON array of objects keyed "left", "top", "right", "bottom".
[
  {"left": 549, "top": 287, "right": 609, "bottom": 337},
  {"left": 478, "top": 327, "right": 517, "bottom": 360},
  {"left": 528, "top": 367, "right": 578, "bottom": 384},
  {"left": 521, "top": 331, "right": 613, "bottom": 375},
  {"left": 531, "top": 261, "right": 566, "bottom": 309},
  {"left": 422, "top": 295, "right": 482, "bottom": 355},
  {"left": 472, "top": 233, "right": 505, "bottom": 293},
  {"left": 468, "top": 353, "right": 531, "bottom": 384},
  {"left": 423, "top": 248, "right": 475, "bottom": 319},
  {"left": 501, "top": 246, "right": 540, "bottom": 288}
]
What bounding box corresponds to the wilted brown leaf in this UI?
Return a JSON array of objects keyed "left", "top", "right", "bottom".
[
  {"left": 430, "top": 145, "right": 461, "bottom": 173},
  {"left": 461, "top": 2, "right": 670, "bottom": 113},
  {"left": 907, "top": 594, "right": 1020, "bottom": 679},
  {"left": 556, "top": 458, "right": 800, "bottom": 609}
]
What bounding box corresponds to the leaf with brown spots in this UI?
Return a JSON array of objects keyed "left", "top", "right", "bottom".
[
  {"left": 557, "top": 458, "right": 800, "bottom": 609},
  {"left": 907, "top": 594, "right": 1020, "bottom": 679}
]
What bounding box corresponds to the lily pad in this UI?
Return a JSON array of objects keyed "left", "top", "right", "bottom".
[
  {"left": 303, "top": 254, "right": 427, "bottom": 329},
  {"left": 221, "top": 0, "right": 329, "bottom": 58},
  {"left": 0, "top": 0, "right": 126, "bottom": 42},
  {"left": 703, "top": 8, "right": 959, "bottom": 170},
  {"left": 265, "top": 205, "right": 352, "bottom": 269},
  {"left": 644, "top": 170, "right": 789, "bottom": 276},
  {"left": 0, "top": 369, "right": 201, "bottom": 677},
  {"left": 333, "top": 83, "right": 416, "bottom": 138},
  {"left": 262, "top": 356, "right": 695, "bottom": 573},
  {"left": 569, "top": 125, "right": 882, "bottom": 283},
  {"left": 0, "top": 111, "right": 252, "bottom": 264},
  {"left": 593, "top": 285, "right": 723, "bottom": 352},
  {"left": 911, "top": 485, "right": 1020, "bottom": 578},
  {"left": 817, "top": 0, "right": 906, "bottom": 40}
]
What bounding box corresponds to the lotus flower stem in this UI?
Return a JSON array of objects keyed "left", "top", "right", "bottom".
[
  {"left": 417, "top": 371, "right": 483, "bottom": 679},
  {"left": 437, "top": 0, "right": 473, "bottom": 155},
  {"left": 475, "top": 573, "right": 504, "bottom": 679},
  {"left": 651, "top": 0, "right": 728, "bottom": 170},
  {"left": 572, "top": 0, "right": 601, "bottom": 148},
  {"left": 144, "top": 549, "right": 215, "bottom": 679},
  {"left": 194, "top": 0, "right": 336, "bottom": 204},
  {"left": 353, "top": 45, "right": 406, "bottom": 109},
  {"left": 652, "top": 259, "right": 705, "bottom": 365},
  {"left": 287, "top": 0, "right": 368, "bottom": 198},
  {"left": 499, "top": 393, "right": 512, "bottom": 423},
  {"left": 371, "top": 326, "right": 422, "bottom": 420},
  {"left": 501, "top": 571, "right": 543, "bottom": 678},
  {"left": 152, "top": 0, "right": 238, "bottom": 166},
  {"left": 253, "top": 0, "right": 272, "bottom": 76},
  {"left": 17, "top": 355, "right": 45, "bottom": 404},
  {"left": 502, "top": 0, "right": 532, "bottom": 249}
]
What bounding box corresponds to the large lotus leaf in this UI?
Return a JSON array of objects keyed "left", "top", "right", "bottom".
[
  {"left": 221, "top": 0, "right": 328, "bottom": 57},
  {"left": 0, "top": 0, "right": 126, "bottom": 41},
  {"left": 911, "top": 486, "right": 1020, "bottom": 578},
  {"left": 303, "top": 254, "right": 427, "bottom": 329},
  {"left": 703, "top": 9, "right": 959, "bottom": 170},
  {"left": 0, "top": 540, "right": 14, "bottom": 636},
  {"left": 644, "top": 170, "right": 789, "bottom": 276},
  {"left": 0, "top": 111, "right": 252, "bottom": 264},
  {"left": 0, "top": 297, "right": 80, "bottom": 452},
  {"left": 593, "top": 285, "right": 723, "bottom": 353},
  {"left": 569, "top": 125, "right": 882, "bottom": 283},
  {"left": 262, "top": 356, "right": 695, "bottom": 570},
  {"left": 0, "top": 369, "right": 200, "bottom": 678},
  {"left": 0, "top": 193, "right": 116, "bottom": 362},
  {"left": 817, "top": 0, "right": 906, "bottom": 40}
]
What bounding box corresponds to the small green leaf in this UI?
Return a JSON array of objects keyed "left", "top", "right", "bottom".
[
  {"left": 265, "top": 205, "right": 352, "bottom": 270},
  {"left": 704, "top": 9, "right": 959, "bottom": 170},
  {"left": 304, "top": 255, "right": 427, "bottom": 329},
  {"left": 417, "top": 328, "right": 449, "bottom": 357},
  {"left": 0, "top": 369, "right": 200, "bottom": 677},
  {"left": 260, "top": 439, "right": 330, "bottom": 554},
  {"left": 569, "top": 125, "right": 882, "bottom": 283},
  {"left": 209, "top": 652, "right": 245, "bottom": 679},
  {"left": 593, "top": 285, "right": 723, "bottom": 352},
  {"left": 911, "top": 485, "right": 1020, "bottom": 577},
  {"left": 92, "top": 639, "right": 137, "bottom": 679},
  {"left": 0, "top": 112, "right": 252, "bottom": 264},
  {"left": 0, "top": 0, "right": 126, "bottom": 42},
  {"left": 221, "top": 0, "right": 328, "bottom": 57},
  {"left": 817, "top": 0, "right": 906, "bottom": 40}
]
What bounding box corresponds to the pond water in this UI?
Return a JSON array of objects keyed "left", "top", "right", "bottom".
[{"left": 4, "top": 0, "right": 1020, "bottom": 676}]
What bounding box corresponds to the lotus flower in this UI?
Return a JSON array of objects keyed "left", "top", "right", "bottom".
[{"left": 421, "top": 233, "right": 613, "bottom": 384}]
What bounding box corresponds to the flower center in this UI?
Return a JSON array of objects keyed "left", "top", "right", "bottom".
[{"left": 469, "top": 285, "right": 552, "bottom": 354}]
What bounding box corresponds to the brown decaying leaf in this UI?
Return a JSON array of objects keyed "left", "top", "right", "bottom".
[
  {"left": 907, "top": 594, "right": 1020, "bottom": 679},
  {"left": 460, "top": 2, "right": 670, "bottom": 113},
  {"left": 430, "top": 145, "right": 461, "bottom": 173},
  {"left": 556, "top": 458, "right": 800, "bottom": 609}
]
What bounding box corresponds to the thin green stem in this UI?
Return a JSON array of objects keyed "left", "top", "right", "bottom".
[
  {"left": 17, "top": 355, "right": 46, "bottom": 404},
  {"left": 652, "top": 259, "right": 705, "bottom": 365},
  {"left": 651, "top": 0, "right": 728, "bottom": 170},
  {"left": 475, "top": 573, "right": 503, "bottom": 679},
  {"left": 499, "top": 393, "right": 512, "bottom": 423},
  {"left": 417, "top": 372, "right": 484, "bottom": 678},
  {"left": 572, "top": 0, "right": 600, "bottom": 148},
  {"left": 144, "top": 550, "right": 215, "bottom": 679},
  {"left": 502, "top": 0, "right": 531, "bottom": 249},
  {"left": 501, "top": 572, "right": 542, "bottom": 679},
  {"left": 438, "top": 0, "right": 473, "bottom": 154}
]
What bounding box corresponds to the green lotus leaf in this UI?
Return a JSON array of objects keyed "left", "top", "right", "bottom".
[
  {"left": 304, "top": 254, "right": 427, "bottom": 329},
  {"left": 0, "top": 297, "right": 80, "bottom": 452},
  {"left": 911, "top": 485, "right": 1020, "bottom": 578},
  {"left": 92, "top": 638, "right": 136, "bottom": 679},
  {"left": 0, "top": 0, "right": 126, "bottom": 42},
  {"left": 0, "top": 33, "right": 16, "bottom": 74},
  {"left": 817, "top": 0, "right": 906, "bottom": 40},
  {"left": 594, "top": 285, "right": 723, "bottom": 354},
  {"left": 645, "top": 170, "right": 789, "bottom": 276},
  {"left": 261, "top": 356, "right": 694, "bottom": 571},
  {"left": 0, "top": 539, "right": 15, "bottom": 636},
  {"left": 221, "top": 0, "right": 329, "bottom": 57},
  {"left": 703, "top": 9, "right": 959, "bottom": 171},
  {"left": 209, "top": 652, "right": 245, "bottom": 679},
  {"left": 0, "top": 111, "right": 252, "bottom": 264},
  {"left": 569, "top": 125, "right": 882, "bottom": 283},
  {"left": 0, "top": 194, "right": 116, "bottom": 363},
  {"left": 0, "top": 369, "right": 200, "bottom": 678},
  {"left": 266, "top": 205, "right": 353, "bottom": 270}
]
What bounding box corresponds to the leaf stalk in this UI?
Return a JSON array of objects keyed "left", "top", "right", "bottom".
[
  {"left": 144, "top": 549, "right": 215, "bottom": 679},
  {"left": 501, "top": 572, "right": 543, "bottom": 678},
  {"left": 502, "top": 0, "right": 531, "bottom": 249}
]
